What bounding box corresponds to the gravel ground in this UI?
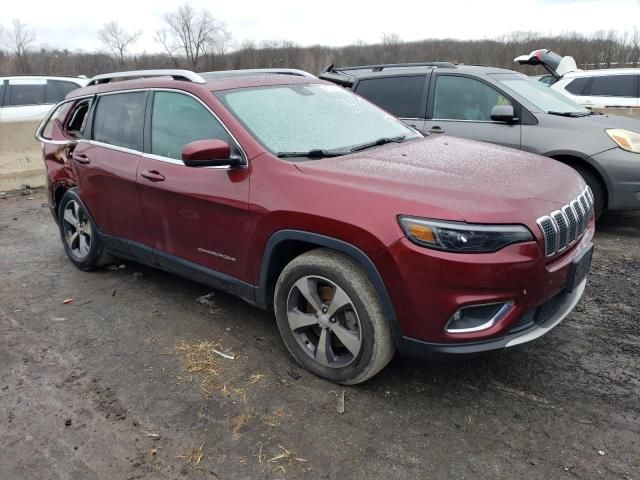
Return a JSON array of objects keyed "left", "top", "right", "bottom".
[{"left": 0, "top": 191, "right": 638, "bottom": 480}]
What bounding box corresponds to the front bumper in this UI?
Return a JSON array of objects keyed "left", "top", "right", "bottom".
[
  {"left": 376, "top": 220, "right": 594, "bottom": 354},
  {"left": 592, "top": 147, "right": 640, "bottom": 210},
  {"left": 396, "top": 277, "right": 586, "bottom": 356}
]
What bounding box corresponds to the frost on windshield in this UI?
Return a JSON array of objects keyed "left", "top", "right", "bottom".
[{"left": 219, "top": 84, "right": 417, "bottom": 154}]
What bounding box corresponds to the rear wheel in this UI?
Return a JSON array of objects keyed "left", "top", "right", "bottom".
[
  {"left": 58, "top": 190, "right": 110, "bottom": 270},
  {"left": 274, "top": 249, "right": 395, "bottom": 384},
  {"left": 573, "top": 166, "right": 605, "bottom": 220}
]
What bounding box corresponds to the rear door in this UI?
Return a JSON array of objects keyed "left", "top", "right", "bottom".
[
  {"left": 423, "top": 74, "right": 521, "bottom": 149},
  {"left": 72, "top": 90, "right": 150, "bottom": 250},
  {"left": 137, "top": 90, "right": 250, "bottom": 281},
  {"left": 352, "top": 74, "right": 429, "bottom": 130}
]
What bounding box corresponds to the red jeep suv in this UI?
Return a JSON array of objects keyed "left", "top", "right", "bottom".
[{"left": 36, "top": 69, "right": 595, "bottom": 384}]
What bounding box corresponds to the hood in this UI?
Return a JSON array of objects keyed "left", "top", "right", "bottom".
[
  {"left": 580, "top": 112, "right": 640, "bottom": 133},
  {"left": 295, "top": 136, "right": 585, "bottom": 224},
  {"left": 515, "top": 49, "right": 579, "bottom": 77}
]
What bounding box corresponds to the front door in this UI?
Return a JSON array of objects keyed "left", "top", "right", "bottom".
[
  {"left": 72, "top": 91, "right": 150, "bottom": 248},
  {"left": 424, "top": 74, "right": 521, "bottom": 149},
  {"left": 137, "top": 90, "right": 251, "bottom": 281}
]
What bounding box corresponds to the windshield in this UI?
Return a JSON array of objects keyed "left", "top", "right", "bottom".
[
  {"left": 491, "top": 73, "right": 590, "bottom": 115},
  {"left": 216, "top": 83, "right": 419, "bottom": 157}
]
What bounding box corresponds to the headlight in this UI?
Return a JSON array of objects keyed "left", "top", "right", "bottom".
[
  {"left": 606, "top": 129, "right": 640, "bottom": 153},
  {"left": 398, "top": 216, "right": 534, "bottom": 253}
]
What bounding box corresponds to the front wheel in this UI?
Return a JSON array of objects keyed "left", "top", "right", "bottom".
[
  {"left": 573, "top": 166, "right": 605, "bottom": 220},
  {"left": 274, "top": 249, "right": 395, "bottom": 384},
  {"left": 58, "top": 190, "right": 110, "bottom": 271}
]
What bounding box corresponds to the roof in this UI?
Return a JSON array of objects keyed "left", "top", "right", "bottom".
[
  {"left": 67, "top": 73, "right": 326, "bottom": 99},
  {"left": 563, "top": 68, "right": 640, "bottom": 78},
  {"left": 319, "top": 63, "right": 517, "bottom": 85}
]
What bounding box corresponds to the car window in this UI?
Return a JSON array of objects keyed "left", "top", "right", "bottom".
[
  {"left": 0, "top": 81, "right": 5, "bottom": 105},
  {"left": 216, "top": 84, "right": 418, "bottom": 156},
  {"left": 41, "top": 102, "right": 74, "bottom": 140},
  {"left": 433, "top": 76, "right": 511, "bottom": 121},
  {"left": 589, "top": 75, "right": 638, "bottom": 97},
  {"left": 6, "top": 82, "right": 46, "bottom": 106},
  {"left": 45, "top": 80, "right": 80, "bottom": 103},
  {"left": 565, "top": 77, "right": 590, "bottom": 95},
  {"left": 66, "top": 99, "right": 91, "bottom": 136},
  {"left": 354, "top": 76, "right": 425, "bottom": 118},
  {"left": 92, "top": 92, "right": 146, "bottom": 150},
  {"left": 151, "top": 91, "right": 230, "bottom": 160}
]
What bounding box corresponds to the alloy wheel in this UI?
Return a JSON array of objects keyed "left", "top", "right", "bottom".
[
  {"left": 62, "top": 200, "right": 92, "bottom": 260},
  {"left": 286, "top": 275, "right": 362, "bottom": 368}
]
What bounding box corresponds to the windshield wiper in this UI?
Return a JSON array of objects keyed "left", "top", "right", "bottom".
[
  {"left": 547, "top": 111, "right": 590, "bottom": 117},
  {"left": 276, "top": 149, "right": 347, "bottom": 159},
  {"left": 348, "top": 135, "right": 407, "bottom": 153}
]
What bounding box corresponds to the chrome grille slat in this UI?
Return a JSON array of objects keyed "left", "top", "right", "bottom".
[{"left": 537, "top": 188, "right": 592, "bottom": 257}]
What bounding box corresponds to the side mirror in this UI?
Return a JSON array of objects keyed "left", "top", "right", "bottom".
[
  {"left": 182, "top": 139, "right": 243, "bottom": 167},
  {"left": 490, "top": 105, "right": 518, "bottom": 124}
]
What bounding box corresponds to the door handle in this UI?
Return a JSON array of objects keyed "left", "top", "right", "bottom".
[
  {"left": 72, "top": 153, "right": 91, "bottom": 164},
  {"left": 140, "top": 170, "right": 165, "bottom": 182},
  {"left": 429, "top": 125, "right": 445, "bottom": 134}
]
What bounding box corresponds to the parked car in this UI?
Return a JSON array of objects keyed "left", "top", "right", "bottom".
[
  {"left": 0, "top": 75, "right": 87, "bottom": 123},
  {"left": 319, "top": 62, "right": 640, "bottom": 218},
  {"left": 516, "top": 49, "right": 640, "bottom": 108},
  {"left": 36, "top": 69, "right": 594, "bottom": 384}
]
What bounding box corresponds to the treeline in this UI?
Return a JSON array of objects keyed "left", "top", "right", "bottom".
[{"left": 1, "top": 5, "right": 639, "bottom": 78}]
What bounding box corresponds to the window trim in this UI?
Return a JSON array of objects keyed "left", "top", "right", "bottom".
[
  {"left": 427, "top": 73, "right": 531, "bottom": 124},
  {"left": 583, "top": 74, "right": 640, "bottom": 98},
  {"left": 351, "top": 73, "right": 430, "bottom": 119}
]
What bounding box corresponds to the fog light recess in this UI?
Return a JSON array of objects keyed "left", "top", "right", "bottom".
[{"left": 446, "top": 302, "right": 514, "bottom": 334}]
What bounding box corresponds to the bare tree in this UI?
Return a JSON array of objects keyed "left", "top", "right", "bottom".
[
  {"left": 5, "top": 19, "right": 36, "bottom": 73},
  {"left": 156, "top": 3, "right": 227, "bottom": 69},
  {"left": 98, "top": 22, "right": 141, "bottom": 66}
]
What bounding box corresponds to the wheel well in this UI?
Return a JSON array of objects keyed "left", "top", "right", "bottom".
[
  {"left": 550, "top": 155, "right": 608, "bottom": 207},
  {"left": 262, "top": 239, "right": 318, "bottom": 308},
  {"left": 53, "top": 185, "right": 70, "bottom": 218}
]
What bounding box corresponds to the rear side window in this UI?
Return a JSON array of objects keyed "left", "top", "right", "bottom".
[
  {"left": 0, "top": 82, "right": 5, "bottom": 105},
  {"left": 589, "top": 75, "right": 638, "bottom": 97},
  {"left": 92, "top": 92, "right": 146, "bottom": 150},
  {"left": 354, "top": 76, "right": 425, "bottom": 118},
  {"left": 45, "top": 80, "right": 80, "bottom": 103},
  {"left": 565, "top": 77, "right": 590, "bottom": 95},
  {"left": 66, "top": 99, "right": 91, "bottom": 137},
  {"left": 150, "top": 91, "right": 229, "bottom": 160},
  {"left": 7, "top": 82, "right": 46, "bottom": 106}
]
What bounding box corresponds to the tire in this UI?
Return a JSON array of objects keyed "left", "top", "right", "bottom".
[
  {"left": 58, "top": 189, "right": 110, "bottom": 271},
  {"left": 273, "top": 248, "right": 395, "bottom": 384},
  {"left": 573, "top": 166, "right": 605, "bottom": 220}
]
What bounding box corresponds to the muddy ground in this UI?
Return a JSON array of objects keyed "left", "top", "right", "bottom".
[{"left": 0, "top": 190, "right": 638, "bottom": 480}]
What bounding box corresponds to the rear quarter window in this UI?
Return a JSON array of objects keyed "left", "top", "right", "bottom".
[
  {"left": 565, "top": 77, "right": 590, "bottom": 95},
  {"left": 589, "top": 75, "right": 638, "bottom": 97},
  {"left": 45, "top": 80, "right": 81, "bottom": 103},
  {"left": 0, "top": 82, "right": 5, "bottom": 105},
  {"left": 40, "top": 102, "right": 75, "bottom": 140},
  {"left": 354, "top": 75, "right": 425, "bottom": 118},
  {"left": 92, "top": 92, "right": 146, "bottom": 150}
]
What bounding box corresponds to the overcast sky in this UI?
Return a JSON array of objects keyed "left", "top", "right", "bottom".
[{"left": 1, "top": 0, "right": 639, "bottom": 53}]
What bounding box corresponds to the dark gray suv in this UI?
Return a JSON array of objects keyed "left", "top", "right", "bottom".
[{"left": 320, "top": 63, "right": 640, "bottom": 218}]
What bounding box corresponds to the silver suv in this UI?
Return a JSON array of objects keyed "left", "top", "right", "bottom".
[{"left": 320, "top": 63, "right": 640, "bottom": 218}]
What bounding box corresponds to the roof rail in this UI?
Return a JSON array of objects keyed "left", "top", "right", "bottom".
[
  {"left": 87, "top": 69, "right": 206, "bottom": 86},
  {"left": 322, "top": 62, "right": 457, "bottom": 75}
]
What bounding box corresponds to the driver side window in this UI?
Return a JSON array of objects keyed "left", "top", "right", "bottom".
[
  {"left": 151, "top": 91, "right": 230, "bottom": 160},
  {"left": 433, "top": 76, "right": 511, "bottom": 121}
]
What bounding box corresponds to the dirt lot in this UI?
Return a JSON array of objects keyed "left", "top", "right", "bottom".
[{"left": 1, "top": 190, "right": 638, "bottom": 480}]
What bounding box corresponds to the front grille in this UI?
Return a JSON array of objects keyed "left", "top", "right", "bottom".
[
  {"left": 537, "top": 187, "right": 593, "bottom": 257},
  {"left": 508, "top": 289, "right": 569, "bottom": 333}
]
